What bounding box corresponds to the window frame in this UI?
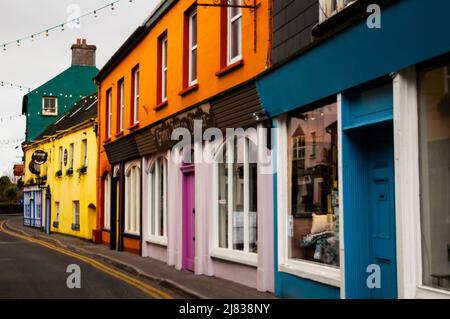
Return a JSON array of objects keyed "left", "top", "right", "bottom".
[
  {"left": 275, "top": 111, "right": 342, "bottom": 288},
  {"left": 319, "top": 0, "right": 359, "bottom": 23},
  {"left": 106, "top": 89, "right": 113, "bottom": 138},
  {"left": 124, "top": 163, "right": 141, "bottom": 236},
  {"left": 212, "top": 135, "right": 258, "bottom": 267},
  {"left": 188, "top": 9, "right": 198, "bottom": 86},
  {"left": 103, "top": 173, "right": 111, "bottom": 230},
  {"left": 82, "top": 139, "right": 88, "bottom": 168},
  {"left": 59, "top": 146, "right": 63, "bottom": 171},
  {"left": 131, "top": 67, "right": 139, "bottom": 125},
  {"left": 146, "top": 156, "right": 168, "bottom": 246},
  {"left": 69, "top": 143, "right": 74, "bottom": 169},
  {"left": 55, "top": 201, "right": 60, "bottom": 223},
  {"left": 117, "top": 78, "right": 125, "bottom": 132},
  {"left": 73, "top": 200, "right": 80, "bottom": 227},
  {"left": 42, "top": 96, "right": 58, "bottom": 116},
  {"left": 161, "top": 35, "right": 168, "bottom": 102},
  {"left": 227, "top": 0, "right": 243, "bottom": 65}
]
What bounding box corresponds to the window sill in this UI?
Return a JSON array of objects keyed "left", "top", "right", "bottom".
[
  {"left": 179, "top": 83, "right": 199, "bottom": 97},
  {"left": 71, "top": 224, "right": 80, "bottom": 231},
  {"left": 154, "top": 100, "right": 168, "bottom": 111},
  {"left": 215, "top": 59, "right": 244, "bottom": 77},
  {"left": 278, "top": 260, "right": 341, "bottom": 288},
  {"left": 77, "top": 166, "right": 88, "bottom": 174},
  {"left": 210, "top": 248, "right": 257, "bottom": 268},
  {"left": 115, "top": 131, "right": 124, "bottom": 138},
  {"left": 124, "top": 232, "right": 140, "bottom": 239},
  {"left": 145, "top": 236, "right": 168, "bottom": 247},
  {"left": 103, "top": 138, "right": 111, "bottom": 144},
  {"left": 415, "top": 285, "right": 450, "bottom": 299},
  {"left": 128, "top": 123, "right": 140, "bottom": 131}
]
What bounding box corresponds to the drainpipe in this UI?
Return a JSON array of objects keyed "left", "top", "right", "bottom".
[{"left": 266, "top": 0, "right": 273, "bottom": 68}]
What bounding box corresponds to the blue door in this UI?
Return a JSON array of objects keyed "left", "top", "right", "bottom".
[{"left": 367, "top": 137, "right": 397, "bottom": 299}]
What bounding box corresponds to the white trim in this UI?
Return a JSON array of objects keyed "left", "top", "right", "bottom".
[
  {"left": 394, "top": 67, "right": 450, "bottom": 299},
  {"left": 145, "top": 235, "right": 168, "bottom": 247},
  {"left": 227, "top": 0, "right": 242, "bottom": 65},
  {"left": 133, "top": 68, "right": 140, "bottom": 124},
  {"left": 161, "top": 36, "right": 168, "bottom": 102},
  {"left": 107, "top": 90, "right": 112, "bottom": 138},
  {"left": 211, "top": 248, "right": 257, "bottom": 267},
  {"left": 276, "top": 113, "right": 342, "bottom": 289},
  {"left": 119, "top": 80, "right": 124, "bottom": 131},
  {"left": 188, "top": 9, "right": 198, "bottom": 86},
  {"left": 279, "top": 260, "right": 341, "bottom": 287},
  {"left": 42, "top": 96, "right": 58, "bottom": 116}
]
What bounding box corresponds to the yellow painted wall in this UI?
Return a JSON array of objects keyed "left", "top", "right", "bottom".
[{"left": 23, "top": 120, "right": 97, "bottom": 239}]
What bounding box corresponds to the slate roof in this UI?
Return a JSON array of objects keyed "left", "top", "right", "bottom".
[{"left": 34, "top": 92, "right": 98, "bottom": 141}]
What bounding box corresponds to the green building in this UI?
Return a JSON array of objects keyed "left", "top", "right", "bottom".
[{"left": 22, "top": 39, "right": 99, "bottom": 143}]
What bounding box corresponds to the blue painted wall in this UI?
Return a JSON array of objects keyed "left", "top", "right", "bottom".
[{"left": 256, "top": 0, "right": 450, "bottom": 116}]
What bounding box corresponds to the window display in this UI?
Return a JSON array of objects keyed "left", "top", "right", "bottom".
[
  {"left": 287, "top": 103, "right": 339, "bottom": 266},
  {"left": 419, "top": 61, "right": 450, "bottom": 291}
]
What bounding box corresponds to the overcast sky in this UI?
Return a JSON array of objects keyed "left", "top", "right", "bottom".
[{"left": 0, "top": 0, "right": 160, "bottom": 176}]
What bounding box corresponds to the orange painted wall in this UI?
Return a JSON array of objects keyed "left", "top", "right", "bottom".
[{"left": 96, "top": 0, "right": 271, "bottom": 235}]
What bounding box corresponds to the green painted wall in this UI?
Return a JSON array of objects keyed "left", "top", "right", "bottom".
[{"left": 23, "top": 65, "right": 98, "bottom": 142}]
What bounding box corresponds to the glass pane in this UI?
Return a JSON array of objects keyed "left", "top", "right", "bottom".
[
  {"left": 233, "top": 138, "right": 244, "bottom": 251},
  {"left": 419, "top": 62, "right": 450, "bottom": 291},
  {"left": 230, "top": 19, "right": 241, "bottom": 60},
  {"left": 218, "top": 161, "right": 228, "bottom": 249},
  {"left": 150, "top": 169, "right": 156, "bottom": 236},
  {"left": 230, "top": 0, "right": 241, "bottom": 18},
  {"left": 159, "top": 160, "right": 165, "bottom": 237},
  {"left": 190, "top": 12, "right": 197, "bottom": 47},
  {"left": 190, "top": 48, "right": 197, "bottom": 83},
  {"left": 248, "top": 139, "right": 258, "bottom": 253},
  {"left": 288, "top": 103, "right": 339, "bottom": 267}
]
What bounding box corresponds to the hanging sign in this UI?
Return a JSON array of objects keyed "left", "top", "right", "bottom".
[{"left": 31, "top": 150, "right": 48, "bottom": 165}]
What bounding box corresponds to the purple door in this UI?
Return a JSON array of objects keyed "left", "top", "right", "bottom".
[{"left": 182, "top": 170, "right": 195, "bottom": 271}]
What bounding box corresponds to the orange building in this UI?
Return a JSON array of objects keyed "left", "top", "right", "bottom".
[{"left": 94, "top": 0, "right": 274, "bottom": 291}]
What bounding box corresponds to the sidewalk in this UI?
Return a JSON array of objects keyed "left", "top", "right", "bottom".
[{"left": 5, "top": 216, "right": 275, "bottom": 299}]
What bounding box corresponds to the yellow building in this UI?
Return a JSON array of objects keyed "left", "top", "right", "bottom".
[{"left": 22, "top": 93, "right": 98, "bottom": 239}]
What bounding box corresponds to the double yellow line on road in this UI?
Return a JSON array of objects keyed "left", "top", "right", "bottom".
[{"left": 0, "top": 220, "right": 173, "bottom": 299}]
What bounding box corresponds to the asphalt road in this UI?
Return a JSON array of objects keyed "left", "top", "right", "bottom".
[{"left": 0, "top": 216, "right": 175, "bottom": 299}]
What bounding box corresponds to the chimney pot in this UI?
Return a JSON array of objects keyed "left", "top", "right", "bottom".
[{"left": 71, "top": 39, "right": 96, "bottom": 67}]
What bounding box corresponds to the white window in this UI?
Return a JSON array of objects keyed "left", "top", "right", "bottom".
[
  {"left": 69, "top": 143, "right": 74, "bottom": 169},
  {"left": 55, "top": 202, "right": 60, "bottom": 223},
  {"left": 82, "top": 139, "right": 88, "bottom": 167},
  {"left": 319, "top": 0, "right": 358, "bottom": 22},
  {"left": 161, "top": 36, "right": 168, "bottom": 102},
  {"left": 107, "top": 89, "right": 112, "bottom": 137},
  {"left": 42, "top": 97, "right": 58, "bottom": 116},
  {"left": 73, "top": 201, "right": 80, "bottom": 226},
  {"left": 147, "top": 157, "right": 168, "bottom": 244},
  {"left": 228, "top": 0, "right": 242, "bottom": 64},
  {"left": 188, "top": 9, "right": 198, "bottom": 86},
  {"left": 132, "top": 68, "right": 139, "bottom": 124},
  {"left": 214, "top": 136, "right": 258, "bottom": 263},
  {"left": 118, "top": 80, "right": 124, "bottom": 131},
  {"left": 103, "top": 174, "right": 111, "bottom": 230},
  {"left": 125, "top": 164, "right": 141, "bottom": 235}
]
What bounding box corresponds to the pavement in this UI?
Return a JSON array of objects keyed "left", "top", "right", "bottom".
[{"left": 3, "top": 215, "right": 275, "bottom": 299}]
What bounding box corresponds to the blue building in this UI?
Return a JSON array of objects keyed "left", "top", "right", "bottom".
[{"left": 257, "top": 0, "right": 450, "bottom": 298}]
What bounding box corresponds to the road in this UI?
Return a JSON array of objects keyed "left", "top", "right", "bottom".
[{"left": 0, "top": 216, "right": 177, "bottom": 299}]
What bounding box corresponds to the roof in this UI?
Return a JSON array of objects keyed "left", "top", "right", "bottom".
[
  {"left": 34, "top": 92, "right": 98, "bottom": 141},
  {"left": 22, "top": 65, "right": 99, "bottom": 115},
  {"left": 94, "top": 0, "right": 177, "bottom": 82}
]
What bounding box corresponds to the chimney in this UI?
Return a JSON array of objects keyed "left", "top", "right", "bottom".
[{"left": 71, "top": 38, "right": 96, "bottom": 67}]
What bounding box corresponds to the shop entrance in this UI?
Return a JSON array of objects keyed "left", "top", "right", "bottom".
[
  {"left": 110, "top": 166, "right": 123, "bottom": 251},
  {"left": 343, "top": 121, "right": 397, "bottom": 298}
]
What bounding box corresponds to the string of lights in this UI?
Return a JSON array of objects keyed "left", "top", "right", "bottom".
[
  {"left": 0, "top": 138, "right": 25, "bottom": 145},
  {"left": 0, "top": 114, "right": 25, "bottom": 123},
  {"left": 1, "top": 80, "right": 91, "bottom": 99},
  {"left": 1, "top": 0, "right": 136, "bottom": 52}
]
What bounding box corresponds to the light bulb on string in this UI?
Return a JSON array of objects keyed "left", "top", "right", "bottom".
[
  {"left": 111, "top": 3, "right": 115, "bottom": 10},
  {"left": 94, "top": 10, "right": 98, "bottom": 18},
  {"left": 61, "top": 24, "right": 65, "bottom": 31},
  {"left": 31, "top": 35, "right": 35, "bottom": 42},
  {"left": 45, "top": 30, "right": 49, "bottom": 37}
]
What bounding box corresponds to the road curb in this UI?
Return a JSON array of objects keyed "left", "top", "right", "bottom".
[{"left": 4, "top": 218, "right": 205, "bottom": 299}]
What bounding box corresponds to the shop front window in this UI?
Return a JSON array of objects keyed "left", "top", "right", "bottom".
[
  {"left": 216, "top": 136, "right": 258, "bottom": 255},
  {"left": 288, "top": 103, "right": 339, "bottom": 267},
  {"left": 419, "top": 60, "right": 450, "bottom": 291}
]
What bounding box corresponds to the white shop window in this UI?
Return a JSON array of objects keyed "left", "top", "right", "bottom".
[
  {"left": 125, "top": 164, "right": 141, "bottom": 235},
  {"left": 103, "top": 173, "right": 111, "bottom": 230},
  {"left": 319, "top": 0, "right": 358, "bottom": 23},
  {"left": 418, "top": 61, "right": 450, "bottom": 292},
  {"left": 213, "top": 135, "right": 258, "bottom": 266},
  {"left": 147, "top": 156, "right": 168, "bottom": 245}
]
